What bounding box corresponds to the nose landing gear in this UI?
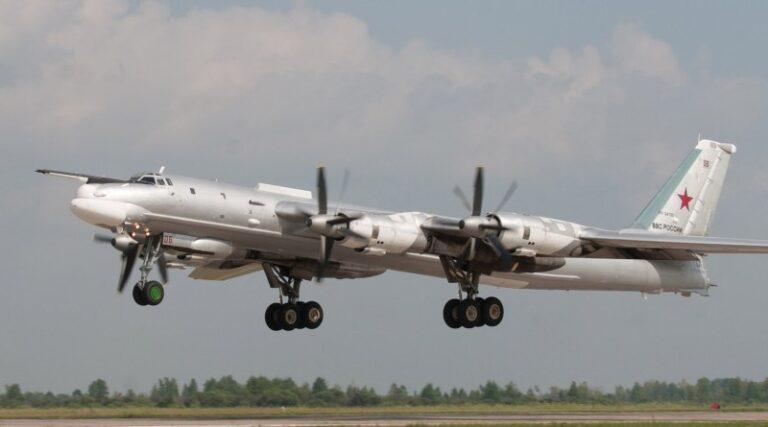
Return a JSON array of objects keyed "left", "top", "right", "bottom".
[{"left": 130, "top": 235, "right": 167, "bottom": 307}]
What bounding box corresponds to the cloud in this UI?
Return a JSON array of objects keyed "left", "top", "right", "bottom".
[
  {"left": 611, "top": 23, "right": 687, "bottom": 86},
  {"left": 0, "top": 1, "right": 764, "bottom": 193}
]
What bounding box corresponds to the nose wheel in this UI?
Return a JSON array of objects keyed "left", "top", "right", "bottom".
[{"left": 132, "top": 281, "right": 164, "bottom": 306}]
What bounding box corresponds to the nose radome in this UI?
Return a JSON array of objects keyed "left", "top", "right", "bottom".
[
  {"left": 76, "top": 184, "right": 99, "bottom": 199},
  {"left": 69, "top": 198, "right": 141, "bottom": 227}
]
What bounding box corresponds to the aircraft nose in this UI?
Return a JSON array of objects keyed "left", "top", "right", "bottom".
[
  {"left": 69, "top": 198, "right": 137, "bottom": 227},
  {"left": 76, "top": 184, "right": 99, "bottom": 199}
]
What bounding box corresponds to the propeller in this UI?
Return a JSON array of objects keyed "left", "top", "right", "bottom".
[
  {"left": 304, "top": 167, "right": 364, "bottom": 281},
  {"left": 93, "top": 233, "right": 167, "bottom": 292},
  {"left": 452, "top": 167, "right": 517, "bottom": 268}
]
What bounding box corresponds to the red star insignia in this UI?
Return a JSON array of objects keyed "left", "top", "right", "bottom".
[{"left": 678, "top": 188, "right": 693, "bottom": 211}]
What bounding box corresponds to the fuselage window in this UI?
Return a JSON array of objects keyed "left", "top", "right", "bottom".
[
  {"left": 190, "top": 188, "right": 196, "bottom": 195},
  {"left": 220, "top": 192, "right": 226, "bottom": 200},
  {"left": 522, "top": 226, "right": 531, "bottom": 240},
  {"left": 166, "top": 178, "right": 173, "bottom": 186}
]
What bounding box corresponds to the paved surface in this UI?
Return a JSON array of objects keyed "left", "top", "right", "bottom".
[{"left": 2, "top": 412, "right": 768, "bottom": 426}]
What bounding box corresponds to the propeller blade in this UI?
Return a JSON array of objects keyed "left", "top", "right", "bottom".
[
  {"left": 157, "top": 249, "right": 169, "bottom": 284},
  {"left": 118, "top": 244, "right": 139, "bottom": 293},
  {"left": 458, "top": 237, "right": 477, "bottom": 264},
  {"left": 472, "top": 167, "right": 484, "bottom": 216},
  {"left": 325, "top": 213, "right": 363, "bottom": 226},
  {"left": 334, "top": 168, "right": 351, "bottom": 215},
  {"left": 317, "top": 167, "right": 327, "bottom": 215},
  {"left": 316, "top": 235, "right": 335, "bottom": 282},
  {"left": 485, "top": 234, "right": 513, "bottom": 269},
  {"left": 493, "top": 181, "right": 518, "bottom": 213},
  {"left": 452, "top": 186, "right": 472, "bottom": 212},
  {"left": 93, "top": 233, "right": 113, "bottom": 244}
]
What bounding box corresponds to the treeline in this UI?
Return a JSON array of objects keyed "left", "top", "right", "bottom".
[{"left": 2, "top": 376, "right": 768, "bottom": 408}]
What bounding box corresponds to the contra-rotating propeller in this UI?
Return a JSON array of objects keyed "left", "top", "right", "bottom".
[
  {"left": 303, "top": 167, "right": 365, "bottom": 281},
  {"left": 451, "top": 167, "right": 518, "bottom": 268},
  {"left": 93, "top": 233, "right": 168, "bottom": 292}
]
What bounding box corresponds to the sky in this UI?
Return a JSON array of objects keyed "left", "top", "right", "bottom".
[{"left": 1, "top": 0, "right": 768, "bottom": 394}]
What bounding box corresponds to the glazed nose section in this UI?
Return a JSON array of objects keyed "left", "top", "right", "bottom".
[{"left": 70, "top": 198, "right": 133, "bottom": 227}]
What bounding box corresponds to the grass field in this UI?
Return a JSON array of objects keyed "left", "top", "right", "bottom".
[{"left": 1, "top": 403, "right": 768, "bottom": 420}]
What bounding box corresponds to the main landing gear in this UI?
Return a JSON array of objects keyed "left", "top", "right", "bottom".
[
  {"left": 262, "top": 264, "right": 324, "bottom": 332},
  {"left": 440, "top": 256, "right": 504, "bottom": 329}
]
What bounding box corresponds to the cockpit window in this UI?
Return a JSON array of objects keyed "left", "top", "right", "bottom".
[
  {"left": 157, "top": 178, "right": 167, "bottom": 186},
  {"left": 166, "top": 178, "right": 173, "bottom": 186},
  {"left": 138, "top": 176, "right": 156, "bottom": 185}
]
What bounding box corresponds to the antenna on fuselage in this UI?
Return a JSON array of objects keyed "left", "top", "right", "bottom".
[{"left": 158, "top": 166, "right": 165, "bottom": 174}]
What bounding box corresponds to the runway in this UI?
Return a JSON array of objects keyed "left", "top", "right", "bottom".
[{"left": 3, "top": 411, "right": 768, "bottom": 426}]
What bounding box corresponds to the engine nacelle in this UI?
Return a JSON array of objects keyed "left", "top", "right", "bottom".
[
  {"left": 494, "top": 213, "right": 585, "bottom": 257},
  {"left": 111, "top": 235, "right": 138, "bottom": 251},
  {"left": 341, "top": 213, "right": 428, "bottom": 254}
]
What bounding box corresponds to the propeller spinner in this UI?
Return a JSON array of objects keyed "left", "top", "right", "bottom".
[{"left": 453, "top": 167, "right": 517, "bottom": 268}]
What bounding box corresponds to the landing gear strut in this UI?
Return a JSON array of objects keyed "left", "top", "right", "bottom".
[
  {"left": 263, "top": 264, "right": 324, "bottom": 331},
  {"left": 439, "top": 256, "right": 504, "bottom": 329},
  {"left": 131, "top": 235, "right": 166, "bottom": 307}
]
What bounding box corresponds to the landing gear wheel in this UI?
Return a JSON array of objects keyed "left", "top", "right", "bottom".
[
  {"left": 295, "top": 302, "right": 307, "bottom": 329},
  {"left": 143, "top": 281, "right": 164, "bottom": 306},
  {"left": 474, "top": 297, "right": 485, "bottom": 327},
  {"left": 303, "top": 301, "right": 324, "bottom": 329},
  {"left": 459, "top": 299, "right": 480, "bottom": 328},
  {"left": 278, "top": 303, "right": 300, "bottom": 331},
  {"left": 265, "top": 303, "right": 282, "bottom": 331},
  {"left": 442, "top": 299, "right": 461, "bottom": 329},
  {"left": 482, "top": 297, "right": 504, "bottom": 327},
  {"left": 132, "top": 283, "right": 148, "bottom": 306}
]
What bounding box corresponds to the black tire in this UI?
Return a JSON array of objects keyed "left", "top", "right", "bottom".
[
  {"left": 278, "top": 303, "right": 300, "bottom": 331},
  {"left": 458, "top": 299, "right": 480, "bottom": 328},
  {"left": 474, "top": 297, "right": 485, "bottom": 327},
  {"left": 442, "top": 299, "right": 461, "bottom": 329},
  {"left": 143, "top": 281, "right": 164, "bottom": 306},
  {"left": 303, "top": 301, "right": 324, "bottom": 329},
  {"left": 295, "top": 302, "right": 307, "bottom": 329},
  {"left": 265, "top": 303, "right": 282, "bottom": 331},
  {"left": 482, "top": 296, "right": 504, "bottom": 327},
  {"left": 132, "top": 283, "right": 148, "bottom": 306}
]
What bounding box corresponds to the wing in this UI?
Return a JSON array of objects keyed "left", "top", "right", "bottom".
[
  {"left": 36, "top": 169, "right": 127, "bottom": 184},
  {"left": 581, "top": 229, "right": 768, "bottom": 254},
  {"left": 188, "top": 261, "right": 264, "bottom": 280}
]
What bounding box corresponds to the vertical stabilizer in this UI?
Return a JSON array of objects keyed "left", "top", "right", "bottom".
[{"left": 630, "top": 139, "right": 735, "bottom": 236}]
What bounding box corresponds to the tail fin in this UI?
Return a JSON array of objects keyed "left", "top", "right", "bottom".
[{"left": 630, "top": 139, "right": 736, "bottom": 236}]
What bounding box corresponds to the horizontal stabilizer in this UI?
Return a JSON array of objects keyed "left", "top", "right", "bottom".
[{"left": 581, "top": 228, "right": 768, "bottom": 254}]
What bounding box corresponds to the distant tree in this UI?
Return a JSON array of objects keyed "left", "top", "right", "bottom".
[
  {"left": 87, "top": 379, "right": 109, "bottom": 404},
  {"left": 181, "top": 379, "right": 200, "bottom": 407},
  {"left": 480, "top": 381, "right": 502, "bottom": 403},
  {"left": 695, "top": 378, "right": 711, "bottom": 403},
  {"left": 384, "top": 383, "right": 409, "bottom": 405},
  {"left": 419, "top": 383, "right": 442, "bottom": 405},
  {"left": 346, "top": 386, "right": 380, "bottom": 406},
  {"left": 2, "top": 384, "right": 22, "bottom": 407},
  {"left": 502, "top": 382, "right": 524, "bottom": 403},
  {"left": 312, "top": 377, "right": 328, "bottom": 394},
  {"left": 150, "top": 377, "right": 180, "bottom": 407}
]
